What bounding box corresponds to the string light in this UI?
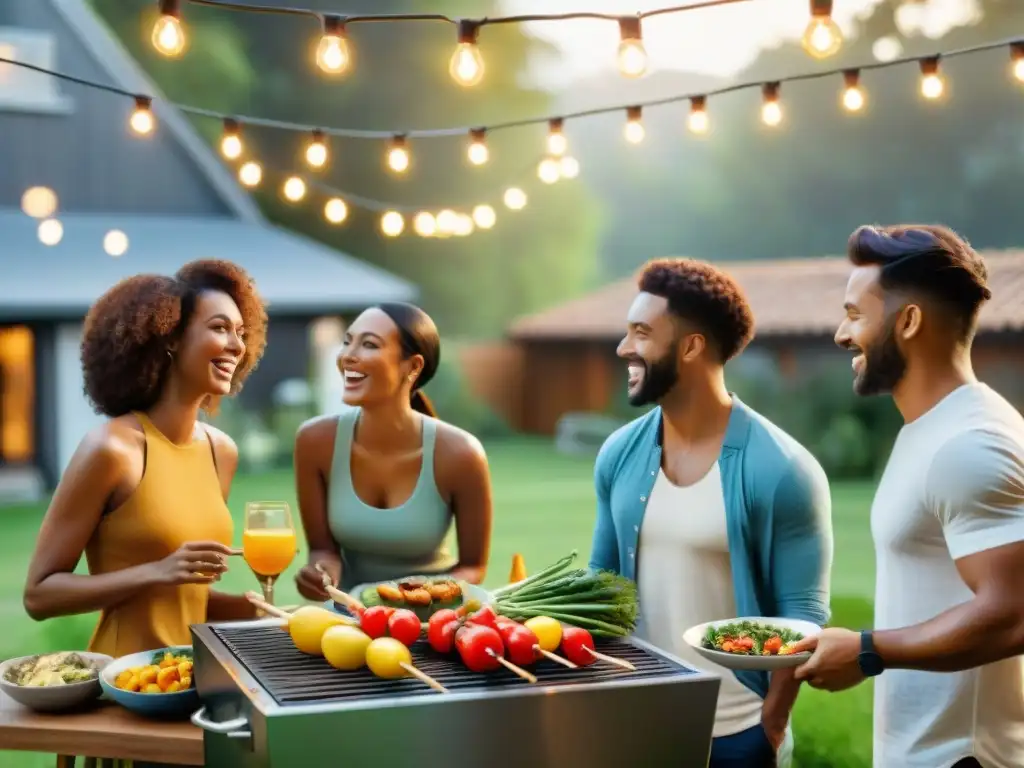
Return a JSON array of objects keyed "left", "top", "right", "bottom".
[
  {"left": 559, "top": 157, "right": 580, "bottom": 179},
  {"left": 129, "top": 96, "right": 155, "bottom": 135},
  {"left": 688, "top": 96, "right": 709, "bottom": 134},
  {"left": 151, "top": 0, "right": 186, "bottom": 58},
  {"left": 220, "top": 118, "right": 243, "bottom": 160},
  {"left": 503, "top": 187, "right": 527, "bottom": 210},
  {"left": 617, "top": 17, "right": 647, "bottom": 79},
  {"left": 761, "top": 82, "right": 782, "bottom": 126},
  {"left": 21, "top": 187, "right": 57, "bottom": 219},
  {"left": 387, "top": 135, "right": 410, "bottom": 174},
  {"left": 449, "top": 20, "right": 484, "bottom": 87},
  {"left": 413, "top": 211, "right": 437, "bottom": 237},
  {"left": 919, "top": 56, "right": 944, "bottom": 99},
  {"left": 467, "top": 129, "right": 489, "bottom": 166},
  {"left": 623, "top": 106, "right": 645, "bottom": 144},
  {"left": 283, "top": 175, "right": 307, "bottom": 202},
  {"left": 238, "top": 161, "right": 262, "bottom": 187},
  {"left": 324, "top": 197, "right": 348, "bottom": 224},
  {"left": 547, "top": 119, "right": 567, "bottom": 156},
  {"left": 802, "top": 0, "right": 842, "bottom": 60},
  {"left": 454, "top": 214, "right": 475, "bottom": 237},
  {"left": 38, "top": 218, "right": 63, "bottom": 246},
  {"left": 472, "top": 204, "right": 496, "bottom": 229},
  {"left": 305, "top": 130, "right": 329, "bottom": 169},
  {"left": 436, "top": 209, "right": 458, "bottom": 236},
  {"left": 381, "top": 210, "right": 404, "bottom": 237},
  {"left": 841, "top": 69, "right": 865, "bottom": 112},
  {"left": 537, "top": 157, "right": 560, "bottom": 184},
  {"left": 317, "top": 16, "right": 351, "bottom": 75},
  {"left": 103, "top": 230, "right": 129, "bottom": 257},
  {"left": 1010, "top": 42, "right": 1024, "bottom": 82}
]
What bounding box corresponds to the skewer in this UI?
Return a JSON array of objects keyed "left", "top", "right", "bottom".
[
  {"left": 314, "top": 563, "right": 334, "bottom": 589},
  {"left": 323, "top": 584, "right": 366, "bottom": 614},
  {"left": 537, "top": 647, "right": 577, "bottom": 668},
  {"left": 245, "top": 591, "right": 292, "bottom": 620},
  {"left": 486, "top": 650, "right": 537, "bottom": 684},
  {"left": 399, "top": 662, "right": 449, "bottom": 693},
  {"left": 583, "top": 646, "right": 636, "bottom": 671}
]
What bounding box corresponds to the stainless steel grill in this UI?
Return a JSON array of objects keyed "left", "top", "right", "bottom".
[{"left": 191, "top": 619, "right": 721, "bottom": 768}]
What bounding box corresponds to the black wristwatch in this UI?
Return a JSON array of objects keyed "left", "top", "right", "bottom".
[{"left": 858, "top": 631, "right": 885, "bottom": 677}]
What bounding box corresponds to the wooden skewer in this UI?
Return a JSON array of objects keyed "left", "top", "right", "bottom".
[
  {"left": 324, "top": 584, "right": 366, "bottom": 614},
  {"left": 314, "top": 562, "right": 334, "bottom": 588},
  {"left": 583, "top": 645, "right": 636, "bottom": 671},
  {"left": 244, "top": 591, "right": 292, "bottom": 620},
  {"left": 535, "top": 646, "right": 576, "bottom": 668},
  {"left": 399, "top": 662, "right": 449, "bottom": 693},
  {"left": 487, "top": 649, "right": 537, "bottom": 684}
]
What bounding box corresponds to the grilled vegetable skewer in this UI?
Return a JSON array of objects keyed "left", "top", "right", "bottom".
[
  {"left": 244, "top": 592, "right": 355, "bottom": 656},
  {"left": 560, "top": 625, "right": 636, "bottom": 671},
  {"left": 365, "top": 637, "right": 448, "bottom": 693}
]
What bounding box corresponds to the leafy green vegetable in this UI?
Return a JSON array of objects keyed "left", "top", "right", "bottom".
[
  {"left": 150, "top": 648, "right": 193, "bottom": 665},
  {"left": 702, "top": 621, "right": 804, "bottom": 655}
]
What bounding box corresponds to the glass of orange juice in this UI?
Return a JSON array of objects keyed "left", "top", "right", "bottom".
[{"left": 243, "top": 501, "right": 297, "bottom": 610}]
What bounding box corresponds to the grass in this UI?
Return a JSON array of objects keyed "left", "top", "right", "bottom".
[{"left": 0, "top": 437, "right": 876, "bottom": 767}]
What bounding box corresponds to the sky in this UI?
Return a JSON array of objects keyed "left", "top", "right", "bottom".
[{"left": 498, "top": 0, "right": 983, "bottom": 89}]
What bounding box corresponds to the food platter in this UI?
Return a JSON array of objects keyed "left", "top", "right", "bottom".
[
  {"left": 328, "top": 578, "right": 494, "bottom": 620},
  {"left": 682, "top": 617, "right": 821, "bottom": 671}
]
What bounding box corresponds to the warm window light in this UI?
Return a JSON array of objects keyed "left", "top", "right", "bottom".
[
  {"left": 436, "top": 209, "right": 459, "bottom": 235},
  {"left": 381, "top": 210, "right": 404, "bottom": 237},
  {"left": 1010, "top": 42, "right": 1024, "bottom": 83},
  {"left": 220, "top": 119, "right": 243, "bottom": 160},
  {"left": 305, "top": 130, "right": 329, "bottom": 169},
  {"left": 38, "top": 218, "right": 62, "bottom": 246},
  {"left": 559, "top": 156, "right": 580, "bottom": 179},
  {"left": 152, "top": 0, "right": 186, "bottom": 58},
  {"left": 802, "top": 0, "right": 842, "bottom": 60},
  {"left": 919, "top": 56, "right": 944, "bottom": 99},
  {"left": 413, "top": 211, "right": 437, "bottom": 237},
  {"left": 129, "top": 96, "right": 155, "bottom": 136},
  {"left": 238, "top": 161, "right": 262, "bottom": 187},
  {"left": 472, "top": 204, "right": 496, "bottom": 229},
  {"left": 283, "top": 176, "right": 306, "bottom": 202},
  {"left": 449, "top": 20, "right": 484, "bottom": 87},
  {"left": 503, "top": 187, "right": 527, "bottom": 210},
  {"left": 324, "top": 197, "right": 348, "bottom": 224},
  {"left": 841, "top": 69, "right": 865, "bottom": 112},
  {"left": 761, "top": 82, "right": 783, "bottom": 126},
  {"left": 688, "top": 96, "right": 709, "bottom": 134},
  {"left": 623, "top": 106, "right": 645, "bottom": 144},
  {"left": 617, "top": 16, "right": 647, "bottom": 79},
  {"left": 21, "top": 186, "right": 58, "bottom": 219},
  {"left": 537, "top": 157, "right": 561, "bottom": 184},
  {"left": 467, "top": 129, "right": 489, "bottom": 165},
  {"left": 547, "top": 118, "right": 567, "bottom": 156},
  {"left": 387, "top": 135, "right": 410, "bottom": 173},
  {"left": 103, "top": 229, "right": 129, "bottom": 257},
  {"left": 317, "top": 15, "right": 351, "bottom": 75}
]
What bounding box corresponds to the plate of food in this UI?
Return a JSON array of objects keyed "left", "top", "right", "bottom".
[
  {"left": 99, "top": 646, "right": 198, "bottom": 719},
  {"left": 0, "top": 651, "right": 112, "bottom": 712},
  {"left": 332, "top": 576, "right": 492, "bottom": 621},
  {"left": 683, "top": 617, "right": 820, "bottom": 671}
]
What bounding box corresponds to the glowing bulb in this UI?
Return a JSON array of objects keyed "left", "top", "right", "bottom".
[
  {"left": 38, "top": 218, "right": 63, "bottom": 246},
  {"left": 283, "top": 176, "right": 306, "bottom": 202},
  {"left": 21, "top": 187, "right": 57, "bottom": 219},
  {"left": 537, "top": 157, "right": 561, "bottom": 184},
  {"left": 129, "top": 97, "right": 154, "bottom": 136},
  {"left": 547, "top": 119, "right": 567, "bottom": 156},
  {"left": 1013, "top": 44, "right": 1024, "bottom": 83},
  {"left": 802, "top": 1, "right": 842, "bottom": 59},
  {"left": 103, "top": 229, "right": 129, "bottom": 257},
  {"left": 306, "top": 130, "right": 328, "bottom": 169},
  {"left": 151, "top": 2, "right": 186, "bottom": 58},
  {"left": 559, "top": 156, "right": 580, "bottom": 179},
  {"left": 623, "top": 107, "right": 644, "bottom": 144},
  {"left": 761, "top": 83, "right": 782, "bottom": 126},
  {"left": 238, "top": 161, "right": 262, "bottom": 187},
  {"left": 617, "top": 17, "right": 647, "bottom": 78},
  {"left": 436, "top": 209, "right": 458, "bottom": 235},
  {"left": 220, "top": 119, "right": 242, "bottom": 160},
  {"left": 842, "top": 86, "right": 864, "bottom": 111},
  {"left": 688, "top": 97, "right": 709, "bottom": 134},
  {"left": 503, "top": 187, "right": 527, "bottom": 210},
  {"left": 449, "top": 21, "right": 484, "bottom": 87},
  {"left": 324, "top": 198, "right": 348, "bottom": 224},
  {"left": 453, "top": 214, "right": 474, "bottom": 237},
  {"left": 1015, "top": 58, "right": 1024, "bottom": 83},
  {"left": 317, "top": 16, "right": 351, "bottom": 75},
  {"left": 472, "top": 204, "right": 496, "bottom": 229},
  {"left": 919, "top": 58, "right": 944, "bottom": 100},
  {"left": 387, "top": 136, "right": 410, "bottom": 174},
  {"left": 381, "top": 211, "right": 404, "bottom": 237},
  {"left": 413, "top": 212, "right": 437, "bottom": 237},
  {"left": 467, "top": 130, "right": 489, "bottom": 165}
]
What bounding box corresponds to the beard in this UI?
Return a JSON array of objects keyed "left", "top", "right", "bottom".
[
  {"left": 854, "top": 318, "right": 907, "bottom": 396},
  {"left": 628, "top": 350, "right": 679, "bottom": 407}
]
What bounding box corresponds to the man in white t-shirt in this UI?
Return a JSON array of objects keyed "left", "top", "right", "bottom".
[{"left": 790, "top": 224, "right": 1024, "bottom": 768}]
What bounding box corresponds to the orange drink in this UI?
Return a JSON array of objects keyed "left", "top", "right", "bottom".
[{"left": 243, "top": 528, "right": 297, "bottom": 577}]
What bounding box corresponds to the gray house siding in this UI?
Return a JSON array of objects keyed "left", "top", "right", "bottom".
[{"left": 237, "top": 317, "right": 313, "bottom": 409}]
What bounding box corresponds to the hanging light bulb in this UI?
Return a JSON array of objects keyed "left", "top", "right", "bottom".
[
  {"left": 802, "top": 0, "right": 842, "bottom": 60},
  {"left": 38, "top": 218, "right": 63, "bottom": 246},
  {"left": 559, "top": 156, "right": 580, "bottom": 179},
  {"left": 547, "top": 118, "right": 567, "bottom": 156},
  {"left": 919, "top": 56, "right": 944, "bottom": 100},
  {"left": 472, "top": 204, "right": 496, "bottom": 229},
  {"left": 688, "top": 96, "right": 709, "bottom": 135},
  {"left": 623, "top": 106, "right": 645, "bottom": 144},
  {"left": 305, "top": 130, "right": 329, "bottom": 169},
  {"left": 436, "top": 209, "right": 459, "bottom": 236},
  {"left": 151, "top": 0, "right": 187, "bottom": 58},
  {"left": 283, "top": 176, "right": 306, "bottom": 202},
  {"left": 503, "top": 188, "right": 527, "bottom": 210},
  {"left": 413, "top": 211, "right": 437, "bottom": 237},
  {"left": 238, "top": 161, "right": 262, "bottom": 188},
  {"left": 760, "top": 82, "right": 783, "bottom": 126},
  {"left": 617, "top": 16, "right": 648, "bottom": 78},
  {"left": 21, "top": 187, "right": 58, "bottom": 219},
  {"left": 129, "top": 96, "right": 155, "bottom": 136},
  {"left": 381, "top": 211, "right": 405, "bottom": 237},
  {"left": 1010, "top": 42, "right": 1024, "bottom": 83},
  {"left": 317, "top": 15, "right": 352, "bottom": 75},
  {"left": 841, "top": 69, "right": 865, "bottom": 112},
  {"left": 449, "top": 20, "right": 485, "bottom": 87},
  {"left": 467, "top": 128, "right": 489, "bottom": 166},
  {"left": 454, "top": 214, "right": 475, "bottom": 237},
  {"left": 103, "top": 230, "right": 129, "bottom": 257},
  {"left": 537, "top": 157, "right": 561, "bottom": 184},
  {"left": 324, "top": 197, "right": 348, "bottom": 224},
  {"left": 386, "top": 135, "right": 410, "bottom": 174},
  {"left": 220, "top": 119, "right": 243, "bottom": 160}
]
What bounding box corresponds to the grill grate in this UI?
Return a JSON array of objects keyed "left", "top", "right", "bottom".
[{"left": 211, "top": 624, "right": 693, "bottom": 706}]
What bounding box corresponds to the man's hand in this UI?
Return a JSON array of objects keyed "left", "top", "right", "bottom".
[{"left": 791, "top": 628, "right": 865, "bottom": 692}]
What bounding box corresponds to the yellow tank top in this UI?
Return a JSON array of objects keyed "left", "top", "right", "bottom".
[{"left": 85, "top": 412, "right": 234, "bottom": 657}]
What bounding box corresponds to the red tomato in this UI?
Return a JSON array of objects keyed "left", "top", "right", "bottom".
[
  {"left": 427, "top": 609, "right": 460, "bottom": 654},
  {"left": 387, "top": 609, "right": 422, "bottom": 647},
  {"left": 467, "top": 604, "right": 499, "bottom": 631},
  {"left": 499, "top": 624, "right": 540, "bottom": 667},
  {"left": 560, "top": 625, "right": 596, "bottom": 667},
  {"left": 360, "top": 606, "right": 393, "bottom": 639},
  {"left": 763, "top": 636, "right": 783, "bottom": 655},
  {"left": 455, "top": 624, "right": 503, "bottom": 673}
]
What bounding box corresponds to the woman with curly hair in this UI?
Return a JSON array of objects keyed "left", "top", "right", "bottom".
[
  {"left": 292, "top": 303, "right": 493, "bottom": 600},
  {"left": 22, "top": 259, "right": 269, "bottom": 657}
]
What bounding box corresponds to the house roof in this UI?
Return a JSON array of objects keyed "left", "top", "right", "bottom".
[
  {"left": 509, "top": 252, "right": 1024, "bottom": 341},
  {"left": 0, "top": 211, "right": 417, "bottom": 320}
]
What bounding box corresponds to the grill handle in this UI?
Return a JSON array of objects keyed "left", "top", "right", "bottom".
[{"left": 191, "top": 706, "right": 252, "bottom": 740}]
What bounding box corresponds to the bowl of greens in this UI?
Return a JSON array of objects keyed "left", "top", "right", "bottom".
[
  {"left": 683, "top": 617, "right": 821, "bottom": 671},
  {"left": 0, "top": 651, "right": 112, "bottom": 712}
]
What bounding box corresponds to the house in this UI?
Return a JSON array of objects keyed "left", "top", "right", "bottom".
[
  {"left": 0, "top": 0, "right": 417, "bottom": 499},
  {"left": 463, "top": 253, "right": 1024, "bottom": 434}
]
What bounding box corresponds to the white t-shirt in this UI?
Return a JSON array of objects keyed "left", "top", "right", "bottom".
[{"left": 872, "top": 383, "right": 1024, "bottom": 768}]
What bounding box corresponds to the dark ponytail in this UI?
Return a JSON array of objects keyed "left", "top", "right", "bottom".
[{"left": 375, "top": 302, "right": 441, "bottom": 418}]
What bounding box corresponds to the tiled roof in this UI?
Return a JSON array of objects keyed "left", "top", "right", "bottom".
[{"left": 509, "top": 252, "right": 1024, "bottom": 340}]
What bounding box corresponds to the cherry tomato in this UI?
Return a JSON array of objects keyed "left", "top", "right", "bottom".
[
  {"left": 763, "top": 636, "right": 783, "bottom": 655},
  {"left": 499, "top": 624, "right": 540, "bottom": 667},
  {"left": 560, "top": 625, "right": 596, "bottom": 667},
  {"left": 467, "top": 604, "right": 499, "bottom": 631},
  {"left": 427, "top": 609, "right": 460, "bottom": 654},
  {"left": 387, "top": 608, "right": 422, "bottom": 647},
  {"left": 360, "top": 606, "right": 393, "bottom": 639},
  {"left": 455, "top": 624, "right": 503, "bottom": 673}
]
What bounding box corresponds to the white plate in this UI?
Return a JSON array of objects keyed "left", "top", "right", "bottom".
[{"left": 683, "top": 617, "right": 821, "bottom": 671}]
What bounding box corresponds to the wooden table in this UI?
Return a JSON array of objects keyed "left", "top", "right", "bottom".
[{"left": 0, "top": 689, "right": 203, "bottom": 767}]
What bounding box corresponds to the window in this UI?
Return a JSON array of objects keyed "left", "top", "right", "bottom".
[
  {"left": 0, "top": 27, "right": 72, "bottom": 113},
  {"left": 0, "top": 326, "right": 35, "bottom": 465}
]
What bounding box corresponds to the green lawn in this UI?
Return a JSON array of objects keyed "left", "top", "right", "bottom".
[{"left": 0, "top": 438, "right": 876, "bottom": 767}]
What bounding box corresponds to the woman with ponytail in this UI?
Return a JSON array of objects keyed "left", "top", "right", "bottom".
[{"left": 293, "top": 303, "right": 493, "bottom": 598}]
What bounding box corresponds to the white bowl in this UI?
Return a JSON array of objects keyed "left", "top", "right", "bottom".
[
  {"left": 0, "top": 651, "right": 112, "bottom": 712},
  {"left": 683, "top": 617, "right": 821, "bottom": 672}
]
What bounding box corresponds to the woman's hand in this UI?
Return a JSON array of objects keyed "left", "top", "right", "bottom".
[
  {"left": 146, "top": 541, "right": 237, "bottom": 586},
  {"left": 295, "top": 552, "right": 341, "bottom": 601}
]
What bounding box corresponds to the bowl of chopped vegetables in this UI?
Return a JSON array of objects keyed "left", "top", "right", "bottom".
[
  {"left": 683, "top": 618, "right": 821, "bottom": 671},
  {"left": 0, "top": 651, "right": 112, "bottom": 712},
  {"left": 99, "top": 646, "right": 198, "bottom": 719}
]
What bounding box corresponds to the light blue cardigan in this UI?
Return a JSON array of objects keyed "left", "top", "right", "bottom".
[{"left": 589, "top": 397, "right": 834, "bottom": 698}]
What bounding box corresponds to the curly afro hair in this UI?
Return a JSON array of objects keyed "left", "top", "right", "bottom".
[
  {"left": 637, "top": 258, "right": 755, "bottom": 362},
  {"left": 81, "top": 259, "right": 269, "bottom": 417}
]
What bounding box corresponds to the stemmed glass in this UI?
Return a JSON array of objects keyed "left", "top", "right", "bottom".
[{"left": 243, "top": 501, "right": 297, "bottom": 612}]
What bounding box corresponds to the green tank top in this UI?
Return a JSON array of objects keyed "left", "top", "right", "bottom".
[{"left": 328, "top": 407, "right": 456, "bottom": 591}]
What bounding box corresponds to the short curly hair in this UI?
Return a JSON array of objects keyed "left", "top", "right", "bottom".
[
  {"left": 637, "top": 258, "right": 755, "bottom": 362},
  {"left": 81, "top": 259, "right": 269, "bottom": 417}
]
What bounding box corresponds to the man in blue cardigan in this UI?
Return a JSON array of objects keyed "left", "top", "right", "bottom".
[{"left": 589, "top": 258, "right": 834, "bottom": 767}]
